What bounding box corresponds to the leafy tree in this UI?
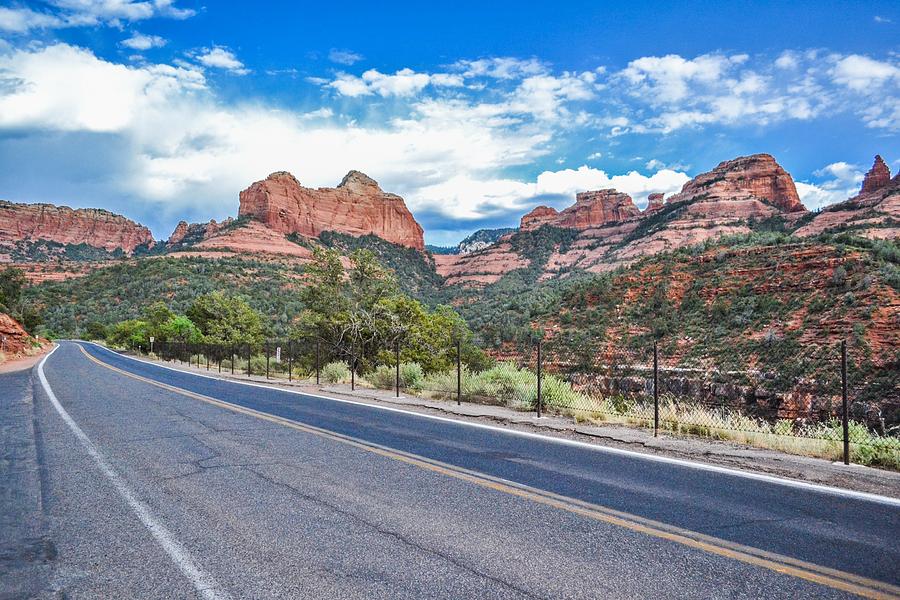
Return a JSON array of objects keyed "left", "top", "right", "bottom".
[
  {"left": 107, "top": 319, "right": 149, "bottom": 348},
  {"left": 0, "top": 267, "right": 26, "bottom": 311},
  {"left": 143, "top": 301, "right": 175, "bottom": 340},
  {"left": 159, "top": 315, "right": 202, "bottom": 343},
  {"left": 187, "top": 291, "right": 265, "bottom": 346},
  {"left": 84, "top": 321, "right": 108, "bottom": 340}
]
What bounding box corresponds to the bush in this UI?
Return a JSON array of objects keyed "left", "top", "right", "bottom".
[
  {"left": 249, "top": 355, "right": 269, "bottom": 375},
  {"left": 366, "top": 365, "right": 395, "bottom": 389},
  {"left": 473, "top": 362, "right": 536, "bottom": 409},
  {"left": 322, "top": 361, "right": 350, "bottom": 384},
  {"left": 399, "top": 362, "right": 424, "bottom": 390}
]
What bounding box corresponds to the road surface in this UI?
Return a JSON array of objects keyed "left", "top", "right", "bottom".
[{"left": 2, "top": 341, "right": 898, "bottom": 599}]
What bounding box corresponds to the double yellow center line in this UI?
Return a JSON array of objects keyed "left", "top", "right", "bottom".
[{"left": 76, "top": 345, "right": 900, "bottom": 599}]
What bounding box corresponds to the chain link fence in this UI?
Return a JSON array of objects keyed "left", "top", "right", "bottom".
[{"left": 133, "top": 334, "right": 899, "bottom": 468}]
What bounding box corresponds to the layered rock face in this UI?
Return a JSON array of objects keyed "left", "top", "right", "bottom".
[
  {"left": 238, "top": 171, "right": 425, "bottom": 250},
  {"left": 0, "top": 200, "right": 154, "bottom": 254},
  {"left": 861, "top": 155, "right": 891, "bottom": 194},
  {"left": 646, "top": 193, "right": 666, "bottom": 213},
  {"left": 666, "top": 154, "right": 805, "bottom": 213},
  {"left": 520, "top": 190, "right": 640, "bottom": 231},
  {"left": 795, "top": 170, "right": 899, "bottom": 239},
  {"left": 0, "top": 312, "right": 30, "bottom": 356}
]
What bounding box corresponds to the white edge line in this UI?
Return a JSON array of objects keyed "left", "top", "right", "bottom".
[
  {"left": 79, "top": 340, "right": 900, "bottom": 509},
  {"left": 37, "top": 345, "right": 231, "bottom": 600}
]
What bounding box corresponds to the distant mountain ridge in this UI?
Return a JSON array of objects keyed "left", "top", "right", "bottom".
[{"left": 427, "top": 228, "right": 517, "bottom": 255}]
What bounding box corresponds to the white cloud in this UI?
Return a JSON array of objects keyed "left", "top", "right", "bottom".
[
  {"left": 0, "top": 1, "right": 193, "bottom": 33},
  {"left": 0, "top": 7, "right": 63, "bottom": 32},
  {"left": 774, "top": 51, "right": 799, "bottom": 69},
  {"left": 830, "top": 55, "right": 900, "bottom": 91},
  {"left": 587, "top": 152, "right": 603, "bottom": 160},
  {"left": 796, "top": 161, "right": 864, "bottom": 210},
  {"left": 328, "top": 49, "right": 363, "bottom": 65},
  {"left": 326, "top": 68, "right": 464, "bottom": 97},
  {"left": 451, "top": 57, "right": 547, "bottom": 79},
  {"left": 195, "top": 47, "right": 249, "bottom": 75},
  {"left": 874, "top": 15, "right": 892, "bottom": 24},
  {"left": 121, "top": 32, "right": 167, "bottom": 50}
]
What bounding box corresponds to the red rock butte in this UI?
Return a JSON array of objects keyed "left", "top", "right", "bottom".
[
  {"left": 666, "top": 153, "right": 806, "bottom": 213},
  {"left": 861, "top": 155, "right": 891, "bottom": 194},
  {"left": 0, "top": 200, "right": 154, "bottom": 254},
  {"left": 520, "top": 190, "right": 640, "bottom": 231},
  {"left": 238, "top": 170, "right": 425, "bottom": 250}
]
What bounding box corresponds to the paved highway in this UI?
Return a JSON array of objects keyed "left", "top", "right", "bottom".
[{"left": 2, "top": 341, "right": 898, "bottom": 599}]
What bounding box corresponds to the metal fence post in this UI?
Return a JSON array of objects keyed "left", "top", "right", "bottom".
[
  {"left": 247, "top": 344, "right": 251, "bottom": 377},
  {"left": 841, "top": 340, "right": 849, "bottom": 465},
  {"left": 456, "top": 339, "right": 462, "bottom": 406},
  {"left": 351, "top": 348, "right": 356, "bottom": 391},
  {"left": 265, "top": 341, "right": 270, "bottom": 380},
  {"left": 536, "top": 339, "right": 542, "bottom": 418},
  {"left": 395, "top": 338, "right": 400, "bottom": 397},
  {"left": 653, "top": 341, "right": 659, "bottom": 437},
  {"left": 315, "top": 339, "right": 320, "bottom": 385},
  {"left": 288, "top": 340, "right": 293, "bottom": 382},
  {"left": 206, "top": 345, "right": 209, "bottom": 371},
  {"left": 231, "top": 344, "right": 235, "bottom": 375}
]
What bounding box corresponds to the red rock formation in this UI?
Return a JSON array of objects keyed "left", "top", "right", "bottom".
[
  {"left": 167, "top": 218, "right": 234, "bottom": 246},
  {"left": 520, "top": 190, "right": 640, "bottom": 231},
  {"left": 795, "top": 173, "right": 900, "bottom": 239},
  {"left": 0, "top": 200, "right": 154, "bottom": 254},
  {"left": 0, "top": 312, "right": 30, "bottom": 356},
  {"left": 645, "top": 193, "right": 665, "bottom": 213},
  {"left": 861, "top": 155, "right": 891, "bottom": 194},
  {"left": 238, "top": 170, "right": 425, "bottom": 250},
  {"left": 520, "top": 206, "right": 559, "bottom": 231},
  {"left": 666, "top": 154, "right": 806, "bottom": 213}
]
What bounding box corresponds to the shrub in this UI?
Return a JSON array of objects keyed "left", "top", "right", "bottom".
[
  {"left": 322, "top": 361, "right": 351, "bottom": 384},
  {"left": 473, "top": 362, "right": 536, "bottom": 409},
  {"left": 249, "top": 355, "right": 269, "bottom": 375},
  {"left": 366, "top": 365, "right": 395, "bottom": 389},
  {"left": 399, "top": 362, "right": 424, "bottom": 390}
]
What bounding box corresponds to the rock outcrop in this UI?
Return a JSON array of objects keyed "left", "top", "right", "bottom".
[
  {"left": 238, "top": 171, "right": 425, "bottom": 250},
  {"left": 861, "top": 155, "right": 891, "bottom": 194},
  {"left": 0, "top": 200, "right": 154, "bottom": 254},
  {"left": 795, "top": 171, "right": 900, "bottom": 239},
  {"left": 645, "top": 193, "right": 665, "bottom": 213},
  {"left": 665, "top": 154, "right": 806, "bottom": 213},
  {"left": 0, "top": 312, "right": 30, "bottom": 356},
  {"left": 167, "top": 218, "right": 234, "bottom": 247},
  {"left": 520, "top": 190, "right": 640, "bottom": 231}
]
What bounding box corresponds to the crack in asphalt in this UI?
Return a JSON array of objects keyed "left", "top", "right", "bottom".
[{"left": 244, "top": 466, "right": 547, "bottom": 600}]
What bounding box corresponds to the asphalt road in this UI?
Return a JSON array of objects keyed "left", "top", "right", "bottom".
[{"left": 2, "top": 341, "right": 898, "bottom": 599}]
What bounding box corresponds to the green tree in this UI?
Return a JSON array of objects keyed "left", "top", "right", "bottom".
[
  {"left": 159, "top": 315, "right": 202, "bottom": 343},
  {"left": 107, "top": 319, "right": 149, "bottom": 348},
  {"left": 187, "top": 292, "right": 265, "bottom": 346},
  {"left": 143, "top": 301, "right": 175, "bottom": 340},
  {"left": 0, "top": 267, "right": 26, "bottom": 311}
]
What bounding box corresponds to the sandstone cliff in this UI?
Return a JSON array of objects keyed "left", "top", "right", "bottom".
[
  {"left": 167, "top": 218, "right": 234, "bottom": 247},
  {"left": 520, "top": 190, "right": 640, "bottom": 231},
  {"left": 238, "top": 170, "right": 425, "bottom": 250},
  {"left": 0, "top": 200, "right": 154, "bottom": 255},
  {"left": 861, "top": 155, "right": 891, "bottom": 194}
]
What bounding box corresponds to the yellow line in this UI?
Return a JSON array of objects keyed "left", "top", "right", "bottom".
[{"left": 75, "top": 345, "right": 900, "bottom": 599}]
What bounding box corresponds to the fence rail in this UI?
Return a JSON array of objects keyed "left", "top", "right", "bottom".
[{"left": 131, "top": 335, "right": 899, "bottom": 468}]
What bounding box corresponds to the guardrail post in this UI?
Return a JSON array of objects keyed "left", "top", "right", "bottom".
[
  {"left": 841, "top": 340, "right": 849, "bottom": 465},
  {"left": 395, "top": 338, "right": 400, "bottom": 397},
  {"left": 315, "top": 339, "right": 320, "bottom": 385},
  {"left": 265, "top": 341, "right": 270, "bottom": 380},
  {"left": 653, "top": 341, "right": 659, "bottom": 437},
  {"left": 456, "top": 339, "right": 462, "bottom": 406},
  {"left": 288, "top": 340, "right": 293, "bottom": 382},
  {"left": 536, "top": 339, "right": 542, "bottom": 418}
]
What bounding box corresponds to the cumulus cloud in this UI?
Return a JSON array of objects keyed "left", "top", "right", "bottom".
[
  {"left": 325, "top": 68, "right": 463, "bottom": 97},
  {"left": 451, "top": 57, "right": 548, "bottom": 79},
  {"left": 194, "top": 46, "right": 249, "bottom": 75},
  {"left": 328, "top": 48, "right": 363, "bottom": 65},
  {"left": 121, "top": 32, "right": 167, "bottom": 50},
  {"left": 830, "top": 55, "right": 900, "bottom": 91},
  {"left": 0, "top": 0, "right": 193, "bottom": 33},
  {"left": 795, "top": 161, "right": 864, "bottom": 210}
]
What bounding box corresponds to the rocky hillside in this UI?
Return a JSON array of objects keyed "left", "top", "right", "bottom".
[
  {"left": 436, "top": 153, "right": 810, "bottom": 286},
  {"left": 238, "top": 170, "right": 425, "bottom": 250},
  {"left": 427, "top": 228, "right": 517, "bottom": 255},
  {"left": 0, "top": 200, "right": 155, "bottom": 260}
]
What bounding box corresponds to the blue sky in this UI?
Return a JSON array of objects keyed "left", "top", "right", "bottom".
[{"left": 0, "top": 1, "right": 898, "bottom": 245}]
